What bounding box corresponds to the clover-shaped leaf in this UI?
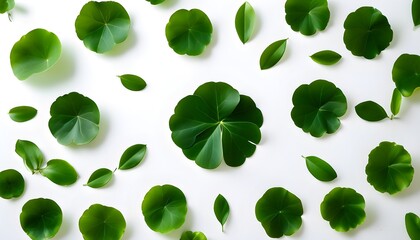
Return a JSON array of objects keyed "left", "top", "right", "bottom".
[
  {"left": 165, "top": 9, "right": 213, "bottom": 56},
  {"left": 75, "top": 1, "right": 131, "bottom": 53},
  {"left": 285, "top": 0, "right": 330, "bottom": 36},
  {"left": 169, "top": 82, "right": 263, "bottom": 169},
  {"left": 392, "top": 54, "right": 420, "bottom": 97},
  {"left": 0, "top": 0, "right": 14, "bottom": 13},
  {"left": 181, "top": 231, "right": 207, "bottom": 240},
  {"left": 320, "top": 187, "right": 366, "bottom": 232},
  {"left": 0, "top": 169, "right": 24, "bottom": 199},
  {"left": 366, "top": 141, "right": 414, "bottom": 195},
  {"left": 291, "top": 80, "right": 347, "bottom": 137}
]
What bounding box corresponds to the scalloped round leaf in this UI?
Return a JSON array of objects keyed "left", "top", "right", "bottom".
[
  {"left": 343, "top": 6, "right": 393, "bottom": 59},
  {"left": 15, "top": 139, "right": 44, "bottom": 174},
  {"left": 0, "top": 0, "right": 14, "bottom": 13},
  {"left": 390, "top": 88, "right": 402, "bottom": 116},
  {"left": 291, "top": 80, "right": 347, "bottom": 137},
  {"left": 165, "top": 9, "right": 213, "bottom": 56},
  {"left": 406, "top": 212, "right": 420, "bottom": 240},
  {"left": 214, "top": 194, "right": 230, "bottom": 232},
  {"left": 320, "top": 187, "right": 366, "bottom": 232},
  {"left": 40, "top": 159, "right": 78, "bottom": 186},
  {"left": 75, "top": 1, "right": 131, "bottom": 53},
  {"left": 235, "top": 2, "right": 256, "bottom": 44},
  {"left": 118, "top": 74, "right": 147, "bottom": 91},
  {"left": 79, "top": 204, "right": 126, "bottom": 240},
  {"left": 20, "top": 198, "right": 62, "bottom": 240},
  {"left": 310, "top": 50, "right": 342, "bottom": 65},
  {"left": 285, "top": 0, "right": 330, "bottom": 36},
  {"left": 10, "top": 28, "right": 61, "bottom": 80},
  {"left": 366, "top": 141, "right": 414, "bottom": 194},
  {"left": 255, "top": 187, "right": 303, "bottom": 238},
  {"left": 142, "top": 184, "right": 187, "bottom": 233},
  {"left": 146, "top": 0, "right": 165, "bottom": 5},
  {"left": 8, "top": 106, "right": 37, "bottom": 122},
  {"left": 85, "top": 168, "right": 113, "bottom": 188},
  {"left": 0, "top": 169, "right": 24, "bottom": 199},
  {"left": 49, "top": 92, "right": 100, "bottom": 146},
  {"left": 413, "top": 0, "right": 420, "bottom": 27},
  {"left": 260, "top": 39, "right": 287, "bottom": 70},
  {"left": 304, "top": 156, "right": 337, "bottom": 182},
  {"left": 181, "top": 231, "right": 207, "bottom": 240},
  {"left": 392, "top": 54, "right": 420, "bottom": 97},
  {"left": 355, "top": 101, "right": 388, "bottom": 122},
  {"left": 118, "top": 144, "right": 147, "bottom": 170}
]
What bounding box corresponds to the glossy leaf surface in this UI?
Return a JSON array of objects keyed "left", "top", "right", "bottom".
[
  {"left": 118, "top": 74, "right": 147, "bottom": 91},
  {"left": 85, "top": 168, "right": 113, "bottom": 188},
  {"left": 291, "top": 80, "right": 347, "bottom": 137},
  {"left": 0, "top": 0, "right": 14, "bottom": 13},
  {"left": 235, "top": 2, "right": 256, "bottom": 44},
  {"left": 285, "top": 0, "right": 330, "bottom": 36},
  {"left": 255, "top": 187, "right": 303, "bottom": 238},
  {"left": 146, "top": 0, "right": 165, "bottom": 5},
  {"left": 8, "top": 106, "right": 37, "bottom": 122},
  {"left": 390, "top": 88, "right": 402, "bottom": 116},
  {"left": 355, "top": 101, "right": 388, "bottom": 122},
  {"left": 406, "top": 212, "right": 420, "bottom": 240},
  {"left": 260, "top": 39, "right": 287, "bottom": 70},
  {"left": 366, "top": 141, "right": 414, "bottom": 194},
  {"left": 15, "top": 140, "right": 44, "bottom": 173},
  {"left": 0, "top": 169, "right": 24, "bottom": 199},
  {"left": 304, "top": 156, "right": 337, "bottom": 182},
  {"left": 49, "top": 92, "right": 100, "bottom": 146},
  {"left": 392, "top": 54, "right": 420, "bottom": 97},
  {"left": 413, "top": 0, "right": 420, "bottom": 27},
  {"left": 214, "top": 194, "right": 230, "bottom": 231},
  {"left": 40, "top": 159, "right": 78, "bottom": 186},
  {"left": 118, "top": 144, "right": 147, "bottom": 170},
  {"left": 310, "top": 50, "right": 342, "bottom": 65},
  {"left": 180, "top": 231, "right": 207, "bottom": 240}
]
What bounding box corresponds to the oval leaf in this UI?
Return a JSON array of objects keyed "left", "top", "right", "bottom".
[
  {"left": 0, "top": 169, "right": 24, "bottom": 199},
  {"left": 40, "top": 159, "right": 78, "bottom": 186},
  {"left": 142, "top": 184, "right": 187, "bottom": 233},
  {"left": 118, "top": 144, "right": 147, "bottom": 170},
  {"left": 413, "top": 0, "right": 420, "bottom": 27},
  {"left": 392, "top": 53, "right": 420, "bottom": 97},
  {"left": 355, "top": 101, "right": 388, "bottom": 122},
  {"left": 10, "top": 28, "right": 61, "bottom": 80},
  {"left": 366, "top": 141, "right": 414, "bottom": 194},
  {"left": 8, "top": 106, "right": 37, "bottom": 122},
  {"left": 259, "top": 39, "right": 287, "bottom": 70},
  {"left": 118, "top": 74, "right": 147, "bottom": 91},
  {"left": 0, "top": 0, "right": 14, "bottom": 13},
  {"left": 180, "top": 231, "right": 207, "bottom": 240},
  {"left": 406, "top": 212, "right": 420, "bottom": 240},
  {"left": 235, "top": 2, "right": 256, "bottom": 44},
  {"left": 85, "top": 168, "right": 113, "bottom": 188},
  {"left": 15, "top": 139, "right": 44, "bottom": 173},
  {"left": 390, "top": 88, "right": 402, "bottom": 116},
  {"left": 214, "top": 194, "right": 230, "bottom": 232},
  {"left": 20, "top": 198, "right": 62, "bottom": 240},
  {"left": 75, "top": 1, "right": 131, "bottom": 53},
  {"left": 255, "top": 187, "right": 303, "bottom": 238},
  {"left": 146, "top": 0, "right": 165, "bottom": 5},
  {"left": 320, "top": 187, "right": 366, "bottom": 232},
  {"left": 285, "top": 0, "right": 330, "bottom": 36},
  {"left": 304, "top": 156, "right": 337, "bottom": 182},
  {"left": 310, "top": 50, "right": 342, "bottom": 65}
]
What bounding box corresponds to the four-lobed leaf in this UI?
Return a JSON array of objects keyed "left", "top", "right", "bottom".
[
  {"left": 390, "top": 88, "right": 402, "bottom": 117},
  {"left": 40, "top": 159, "right": 78, "bottom": 186},
  {"left": 0, "top": 0, "right": 14, "bottom": 14},
  {"left": 235, "top": 2, "right": 256, "bottom": 44},
  {"left": 406, "top": 212, "right": 420, "bottom": 240},
  {"left": 260, "top": 39, "right": 287, "bottom": 70},
  {"left": 0, "top": 169, "right": 24, "bottom": 199},
  {"left": 310, "top": 50, "right": 342, "bottom": 65},
  {"left": 85, "top": 168, "right": 114, "bottom": 188},
  {"left": 303, "top": 156, "right": 337, "bottom": 182},
  {"left": 118, "top": 144, "right": 147, "bottom": 170},
  {"left": 355, "top": 101, "right": 388, "bottom": 122},
  {"left": 8, "top": 106, "right": 37, "bottom": 122},
  {"left": 392, "top": 53, "right": 420, "bottom": 97},
  {"left": 413, "top": 0, "right": 420, "bottom": 27},
  {"left": 180, "top": 231, "right": 207, "bottom": 240},
  {"left": 285, "top": 0, "right": 330, "bottom": 36},
  {"left": 15, "top": 139, "right": 44, "bottom": 174},
  {"left": 214, "top": 194, "right": 230, "bottom": 232},
  {"left": 118, "top": 74, "right": 147, "bottom": 91}
]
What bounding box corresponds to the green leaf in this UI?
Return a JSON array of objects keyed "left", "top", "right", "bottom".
[
  {"left": 259, "top": 39, "right": 287, "bottom": 70},
  {"left": 406, "top": 212, "right": 420, "bottom": 240},
  {"left": 15, "top": 139, "right": 44, "bottom": 174},
  {"left": 85, "top": 168, "right": 114, "bottom": 188},
  {"left": 169, "top": 82, "right": 263, "bottom": 169},
  {"left": 146, "top": 0, "right": 165, "bottom": 5},
  {"left": 285, "top": 0, "right": 330, "bottom": 36},
  {"left": 0, "top": 0, "right": 14, "bottom": 13},
  {"left": 49, "top": 92, "right": 100, "bottom": 146},
  {"left": 235, "top": 2, "right": 256, "bottom": 44},
  {"left": 10, "top": 28, "right": 61, "bottom": 80},
  {"left": 355, "top": 101, "right": 388, "bottom": 122},
  {"left": 303, "top": 156, "right": 337, "bottom": 182},
  {"left": 413, "top": 0, "right": 420, "bottom": 27},
  {"left": 79, "top": 204, "right": 126, "bottom": 240},
  {"left": 366, "top": 141, "right": 414, "bottom": 195},
  {"left": 180, "top": 231, "right": 207, "bottom": 240},
  {"left": 0, "top": 169, "right": 24, "bottom": 199},
  {"left": 165, "top": 9, "right": 213, "bottom": 56},
  {"left": 310, "top": 50, "right": 342, "bottom": 65},
  {"left": 40, "top": 159, "right": 78, "bottom": 186},
  {"left": 390, "top": 88, "right": 402, "bottom": 116},
  {"left": 118, "top": 74, "right": 147, "bottom": 91},
  {"left": 118, "top": 144, "right": 147, "bottom": 170},
  {"left": 20, "top": 198, "right": 62, "bottom": 240},
  {"left": 320, "top": 187, "right": 365, "bottom": 232},
  {"left": 343, "top": 6, "right": 393, "bottom": 59},
  {"left": 8, "top": 106, "right": 37, "bottom": 122},
  {"left": 214, "top": 194, "right": 230, "bottom": 232},
  {"left": 75, "top": 1, "right": 131, "bottom": 53},
  {"left": 392, "top": 53, "right": 420, "bottom": 97},
  {"left": 291, "top": 80, "right": 347, "bottom": 137},
  {"left": 141, "top": 184, "right": 187, "bottom": 233},
  {"left": 255, "top": 187, "right": 303, "bottom": 238}
]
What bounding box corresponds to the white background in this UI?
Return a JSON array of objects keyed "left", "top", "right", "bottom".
[{"left": 0, "top": 0, "right": 419, "bottom": 239}]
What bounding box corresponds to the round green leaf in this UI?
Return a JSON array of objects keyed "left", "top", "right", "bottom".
[
  {"left": 0, "top": 169, "right": 24, "bottom": 199},
  {"left": 0, "top": 0, "right": 14, "bottom": 13},
  {"left": 413, "top": 0, "right": 420, "bottom": 27},
  {"left": 304, "top": 156, "right": 337, "bottom": 182},
  {"left": 180, "top": 231, "right": 207, "bottom": 240},
  {"left": 260, "top": 39, "right": 287, "bottom": 70},
  {"left": 146, "top": 0, "right": 165, "bottom": 5},
  {"left": 75, "top": 1, "right": 131, "bottom": 53},
  {"left": 20, "top": 198, "right": 62, "bottom": 240},
  {"left": 310, "top": 50, "right": 342, "bottom": 65},
  {"left": 49, "top": 92, "right": 100, "bottom": 146},
  {"left": 79, "top": 204, "right": 126, "bottom": 240},
  {"left": 118, "top": 74, "right": 147, "bottom": 91},
  {"left": 85, "top": 168, "right": 113, "bottom": 188},
  {"left": 406, "top": 212, "right": 420, "bottom": 240},
  {"left": 141, "top": 184, "right": 187, "bottom": 233},
  {"left": 366, "top": 141, "right": 414, "bottom": 195},
  {"left": 10, "top": 28, "right": 61, "bottom": 80},
  {"left": 40, "top": 159, "right": 78, "bottom": 186},
  {"left": 214, "top": 194, "right": 230, "bottom": 232},
  {"left": 169, "top": 82, "right": 263, "bottom": 169},
  {"left": 320, "top": 187, "right": 365, "bottom": 232},
  {"left": 8, "top": 106, "right": 37, "bottom": 122},
  {"left": 343, "top": 6, "right": 393, "bottom": 59},
  {"left": 15, "top": 139, "right": 44, "bottom": 174},
  {"left": 285, "top": 0, "right": 330, "bottom": 36},
  {"left": 291, "top": 80, "right": 347, "bottom": 137},
  {"left": 392, "top": 54, "right": 420, "bottom": 97},
  {"left": 355, "top": 101, "right": 388, "bottom": 122},
  {"left": 255, "top": 187, "right": 303, "bottom": 238},
  {"left": 235, "top": 2, "right": 256, "bottom": 44},
  {"left": 390, "top": 88, "right": 402, "bottom": 116},
  {"left": 118, "top": 144, "right": 147, "bottom": 170},
  {"left": 165, "top": 9, "right": 213, "bottom": 56}
]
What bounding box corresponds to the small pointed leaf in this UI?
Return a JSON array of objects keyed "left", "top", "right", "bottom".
[
  {"left": 413, "top": 0, "right": 420, "bottom": 27},
  {"left": 8, "top": 106, "right": 37, "bottom": 122},
  {"left": 85, "top": 168, "right": 113, "bottom": 188},
  {"left": 40, "top": 159, "right": 78, "bottom": 186},
  {"left": 260, "top": 39, "right": 287, "bottom": 70},
  {"left": 390, "top": 88, "right": 402, "bottom": 116},
  {"left": 406, "top": 212, "right": 420, "bottom": 240},
  {"left": 235, "top": 2, "right": 256, "bottom": 44},
  {"left": 214, "top": 194, "right": 230, "bottom": 231},
  {"left": 355, "top": 101, "right": 388, "bottom": 122},
  {"left": 304, "top": 156, "right": 337, "bottom": 182},
  {"left": 118, "top": 144, "right": 147, "bottom": 170},
  {"left": 310, "top": 50, "right": 342, "bottom": 65},
  {"left": 118, "top": 74, "right": 147, "bottom": 91},
  {"left": 15, "top": 140, "right": 44, "bottom": 173}
]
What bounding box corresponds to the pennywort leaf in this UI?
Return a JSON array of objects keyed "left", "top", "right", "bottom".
[
  {"left": 413, "top": 0, "right": 420, "bottom": 27},
  {"left": 85, "top": 168, "right": 114, "bottom": 188},
  {"left": 118, "top": 144, "right": 147, "bottom": 170},
  {"left": 390, "top": 88, "right": 402, "bottom": 117},
  {"left": 259, "top": 39, "right": 287, "bottom": 70},
  {"left": 392, "top": 53, "right": 420, "bottom": 97},
  {"left": 406, "top": 212, "right": 420, "bottom": 240},
  {"left": 118, "top": 74, "right": 147, "bottom": 91},
  {"left": 180, "top": 231, "right": 207, "bottom": 240},
  {"left": 8, "top": 106, "right": 37, "bottom": 122},
  {"left": 0, "top": 0, "right": 14, "bottom": 13},
  {"left": 0, "top": 169, "right": 24, "bottom": 199},
  {"left": 355, "top": 101, "right": 388, "bottom": 122},
  {"left": 303, "top": 156, "right": 337, "bottom": 182},
  {"left": 235, "top": 2, "right": 256, "bottom": 44},
  {"left": 310, "top": 50, "right": 342, "bottom": 65},
  {"left": 146, "top": 0, "right": 165, "bottom": 5},
  {"left": 40, "top": 159, "right": 78, "bottom": 186},
  {"left": 285, "top": 0, "right": 330, "bottom": 36},
  {"left": 214, "top": 194, "right": 230, "bottom": 232},
  {"left": 15, "top": 139, "right": 44, "bottom": 174}
]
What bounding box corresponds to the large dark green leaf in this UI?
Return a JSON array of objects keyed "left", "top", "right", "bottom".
[
  {"left": 304, "top": 156, "right": 337, "bottom": 182},
  {"left": 75, "top": 1, "right": 131, "bottom": 53},
  {"left": 40, "top": 159, "right": 78, "bottom": 186},
  {"left": 285, "top": 0, "right": 330, "bottom": 36},
  {"left": 310, "top": 50, "right": 342, "bottom": 65},
  {"left": 169, "top": 82, "right": 263, "bottom": 169},
  {"left": 48, "top": 92, "right": 100, "bottom": 146},
  {"left": 406, "top": 212, "right": 420, "bottom": 240},
  {"left": 413, "top": 0, "right": 420, "bottom": 27},
  {"left": 85, "top": 168, "right": 114, "bottom": 188},
  {"left": 0, "top": 0, "right": 14, "bottom": 13},
  {"left": 235, "top": 2, "right": 256, "bottom": 44},
  {"left": 255, "top": 187, "right": 303, "bottom": 238},
  {"left": 355, "top": 101, "right": 388, "bottom": 122},
  {"left": 259, "top": 39, "right": 287, "bottom": 70},
  {"left": 214, "top": 194, "right": 230, "bottom": 231},
  {"left": 390, "top": 88, "right": 402, "bottom": 116},
  {"left": 392, "top": 54, "right": 420, "bottom": 97},
  {"left": 0, "top": 169, "right": 24, "bottom": 199},
  {"left": 15, "top": 139, "right": 44, "bottom": 174},
  {"left": 343, "top": 6, "right": 393, "bottom": 59},
  {"left": 291, "top": 80, "right": 347, "bottom": 137},
  {"left": 118, "top": 144, "right": 147, "bottom": 170},
  {"left": 8, "top": 106, "right": 37, "bottom": 122},
  {"left": 366, "top": 141, "right": 414, "bottom": 194},
  {"left": 180, "top": 231, "right": 207, "bottom": 240}
]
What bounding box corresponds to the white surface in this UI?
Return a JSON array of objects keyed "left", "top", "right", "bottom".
[{"left": 0, "top": 0, "right": 419, "bottom": 239}]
